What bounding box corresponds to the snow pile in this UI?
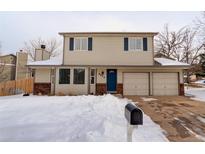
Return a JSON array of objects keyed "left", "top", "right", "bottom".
[
  {"left": 141, "top": 97, "right": 158, "bottom": 102},
  {"left": 185, "top": 87, "right": 205, "bottom": 102},
  {"left": 0, "top": 94, "right": 168, "bottom": 142},
  {"left": 154, "top": 58, "right": 189, "bottom": 66}
]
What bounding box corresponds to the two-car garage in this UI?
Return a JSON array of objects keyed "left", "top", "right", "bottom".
[{"left": 123, "top": 72, "right": 179, "bottom": 96}]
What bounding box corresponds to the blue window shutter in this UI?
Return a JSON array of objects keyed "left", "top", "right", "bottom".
[
  {"left": 69, "top": 38, "right": 74, "bottom": 51},
  {"left": 143, "top": 38, "right": 148, "bottom": 51},
  {"left": 88, "top": 37, "right": 92, "bottom": 51},
  {"left": 124, "top": 38, "right": 128, "bottom": 51}
]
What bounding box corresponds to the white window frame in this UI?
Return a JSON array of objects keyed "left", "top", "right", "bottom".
[
  {"left": 74, "top": 37, "right": 88, "bottom": 51},
  {"left": 90, "top": 69, "right": 96, "bottom": 85},
  {"left": 128, "top": 37, "right": 143, "bottom": 51}
]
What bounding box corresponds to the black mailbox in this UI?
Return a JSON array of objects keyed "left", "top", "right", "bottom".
[{"left": 125, "top": 103, "right": 143, "bottom": 125}]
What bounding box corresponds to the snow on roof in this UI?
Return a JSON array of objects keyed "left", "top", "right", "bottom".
[
  {"left": 28, "top": 54, "right": 189, "bottom": 67},
  {"left": 154, "top": 58, "right": 190, "bottom": 66},
  {"left": 27, "top": 53, "right": 62, "bottom": 66}
]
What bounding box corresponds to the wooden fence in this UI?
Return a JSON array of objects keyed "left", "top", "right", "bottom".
[{"left": 0, "top": 78, "right": 33, "bottom": 96}]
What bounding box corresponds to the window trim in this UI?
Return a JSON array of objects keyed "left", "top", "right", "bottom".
[
  {"left": 90, "top": 69, "right": 96, "bottom": 85},
  {"left": 128, "top": 37, "right": 143, "bottom": 51},
  {"left": 73, "top": 68, "right": 85, "bottom": 84},
  {"left": 74, "top": 37, "right": 88, "bottom": 51}
]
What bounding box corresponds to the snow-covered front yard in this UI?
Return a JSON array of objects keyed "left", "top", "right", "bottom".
[{"left": 0, "top": 94, "right": 167, "bottom": 142}]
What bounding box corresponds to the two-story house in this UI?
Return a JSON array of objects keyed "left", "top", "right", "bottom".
[{"left": 27, "top": 32, "right": 189, "bottom": 96}]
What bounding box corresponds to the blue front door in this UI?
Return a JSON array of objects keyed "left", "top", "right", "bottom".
[{"left": 107, "top": 69, "right": 117, "bottom": 92}]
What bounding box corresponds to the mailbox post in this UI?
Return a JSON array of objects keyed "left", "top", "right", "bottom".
[{"left": 124, "top": 103, "right": 143, "bottom": 142}]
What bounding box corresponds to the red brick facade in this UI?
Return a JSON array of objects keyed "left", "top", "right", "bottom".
[
  {"left": 117, "top": 84, "right": 123, "bottom": 95},
  {"left": 179, "top": 83, "right": 184, "bottom": 96},
  {"left": 34, "top": 83, "right": 51, "bottom": 95},
  {"left": 96, "top": 83, "right": 107, "bottom": 95},
  {"left": 96, "top": 83, "right": 123, "bottom": 95}
]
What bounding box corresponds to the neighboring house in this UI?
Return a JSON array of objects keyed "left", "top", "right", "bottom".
[
  {"left": 0, "top": 54, "right": 16, "bottom": 82},
  {"left": 0, "top": 52, "right": 31, "bottom": 83},
  {"left": 27, "top": 32, "right": 189, "bottom": 96}
]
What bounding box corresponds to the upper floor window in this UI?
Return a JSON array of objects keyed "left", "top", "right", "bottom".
[
  {"left": 129, "top": 37, "right": 142, "bottom": 51},
  {"left": 124, "top": 37, "right": 148, "bottom": 51},
  {"left": 74, "top": 38, "right": 88, "bottom": 51},
  {"left": 69, "top": 37, "right": 92, "bottom": 51}
]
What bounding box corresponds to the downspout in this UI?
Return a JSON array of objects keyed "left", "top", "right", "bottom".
[
  {"left": 62, "top": 36, "right": 65, "bottom": 65},
  {"left": 53, "top": 67, "right": 56, "bottom": 95},
  {"left": 88, "top": 67, "right": 90, "bottom": 94},
  {"left": 152, "top": 36, "right": 155, "bottom": 66}
]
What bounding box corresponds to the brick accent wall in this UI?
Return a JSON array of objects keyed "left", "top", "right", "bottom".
[
  {"left": 96, "top": 83, "right": 123, "bottom": 95},
  {"left": 96, "top": 83, "right": 107, "bottom": 95},
  {"left": 179, "top": 83, "right": 184, "bottom": 96},
  {"left": 34, "top": 83, "right": 51, "bottom": 95},
  {"left": 117, "top": 84, "right": 123, "bottom": 95}
]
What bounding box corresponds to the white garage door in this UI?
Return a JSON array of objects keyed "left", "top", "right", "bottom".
[
  {"left": 153, "top": 73, "right": 178, "bottom": 96},
  {"left": 123, "top": 73, "right": 149, "bottom": 96}
]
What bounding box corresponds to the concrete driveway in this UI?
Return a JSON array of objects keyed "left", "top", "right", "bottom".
[{"left": 125, "top": 96, "right": 205, "bottom": 141}]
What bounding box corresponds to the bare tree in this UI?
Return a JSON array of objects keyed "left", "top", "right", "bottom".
[
  {"left": 195, "top": 12, "right": 205, "bottom": 43},
  {"left": 155, "top": 24, "right": 186, "bottom": 60},
  {"left": 156, "top": 24, "right": 204, "bottom": 64},
  {"left": 155, "top": 24, "right": 205, "bottom": 83},
  {"left": 200, "top": 53, "right": 205, "bottom": 72},
  {"left": 180, "top": 28, "right": 203, "bottom": 64},
  {"left": 0, "top": 41, "right": 2, "bottom": 55},
  {"left": 23, "top": 37, "right": 61, "bottom": 60}
]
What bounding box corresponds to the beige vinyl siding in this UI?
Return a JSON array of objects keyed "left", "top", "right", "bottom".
[
  {"left": 34, "top": 66, "right": 184, "bottom": 96},
  {"left": 35, "top": 69, "right": 51, "bottom": 83},
  {"left": 96, "top": 68, "right": 107, "bottom": 83},
  {"left": 123, "top": 73, "right": 149, "bottom": 96},
  {"left": 153, "top": 73, "right": 178, "bottom": 96},
  {"left": 55, "top": 67, "right": 88, "bottom": 95},
  {"left": 64, "top": 36, "right": 153, "bottom": 66}
]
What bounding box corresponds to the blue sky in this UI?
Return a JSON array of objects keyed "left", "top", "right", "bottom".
[{"left": 0, "top": 11, "right": 202, "bottom": 54}]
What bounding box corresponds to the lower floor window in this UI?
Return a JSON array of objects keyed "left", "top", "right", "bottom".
[
  {"left": 59, "top": 69, "right": 70, "bottom": 84},
  {"left": 74, "top": 69, "right": 85, "bottom": 84}
]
